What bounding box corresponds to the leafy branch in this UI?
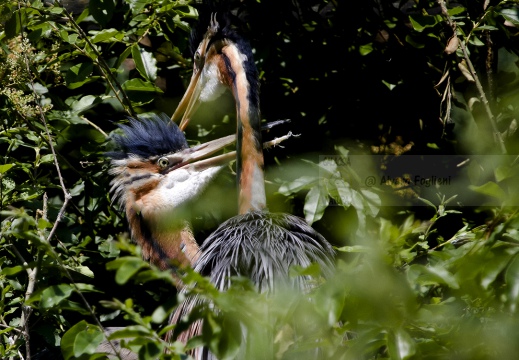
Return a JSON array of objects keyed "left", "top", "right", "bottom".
[
  {"left": 53, "top": 0, "right": 137, "bottom": 118},
  {"left": 12, "top": 3, "right": 125, "bottom": 359}
]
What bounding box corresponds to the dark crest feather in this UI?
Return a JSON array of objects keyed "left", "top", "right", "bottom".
[{"left": 107, "top": 113, "right": 188, "bottom": 160}]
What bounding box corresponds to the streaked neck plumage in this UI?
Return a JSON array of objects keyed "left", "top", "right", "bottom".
[{"left": 221, "top": 42, "right": 266, "bottom": 214}]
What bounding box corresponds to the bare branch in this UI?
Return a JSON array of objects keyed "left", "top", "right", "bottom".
[{"left": 437, "top": 0, "right": 506, "bottom": 154}]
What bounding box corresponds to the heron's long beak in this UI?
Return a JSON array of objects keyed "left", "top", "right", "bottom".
[
  {"left": 171, "top": 127, "right": 295, "bottom": 173},
  {"left": 171, "top": 70, "right": 203, "bottom": 132},
  {"left": 163, "top": 134, "right": 236, "bottom": 173}
]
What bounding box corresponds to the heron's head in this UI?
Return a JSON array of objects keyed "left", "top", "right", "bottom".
[
  {"left": 172, "top": 12, "right": 259, "bottom": 131},
  {"left": 108, "top": 114, "right": 235, "bottom": 228}
]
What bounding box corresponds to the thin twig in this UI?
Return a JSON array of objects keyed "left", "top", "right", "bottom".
[
  {"left": 263, "top": 131, "right": 298, "bottom": 149},
  {"left": 79, "top": 116, "right": 109, "bottom": 137},
  {"left": 437, "top": 0, "right": 506, "bottom": 154}
]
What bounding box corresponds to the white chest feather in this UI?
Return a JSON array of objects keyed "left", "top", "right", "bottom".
[{"left": 199, "top": 62, "right": 227, "bottom": 102}]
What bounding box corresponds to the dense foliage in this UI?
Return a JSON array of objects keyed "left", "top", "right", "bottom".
[{"left": 1, "top": 0, "right": 519, "bottom": 359}]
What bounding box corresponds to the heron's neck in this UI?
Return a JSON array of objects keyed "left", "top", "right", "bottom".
[
  {"left": 126, "top": 205, "right": 199, "bottom": 270},
  {"left": 222, "top": 44, "right": 266, "bottom": 214}
]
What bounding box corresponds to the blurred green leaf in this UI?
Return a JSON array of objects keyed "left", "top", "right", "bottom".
[
  {"left": 469, "top": 181, "right": 506, "bottom": 200},
  {"left": 387, "top": 328, "right": 416, "bottom": 360},
  {"left": 278, "top": 175, "right": 319, "bottom": 195},
  {"left": 408, "top": 264, "right": 459, "bottom": 289},
  {"left": 505, "top": 254, "right": 519, "bottom": 312},
  {"left": 304, "top": 185, "right": 329, "bottom": 225}
]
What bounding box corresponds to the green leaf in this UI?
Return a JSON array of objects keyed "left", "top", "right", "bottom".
[
  {"left": 1, "top": 265, "right": 24, "bottom": 276},
  {"left": 408, "top": 14, "right": 441, "bottom": 32},
  {"left": 505, "top": 254, "right": 519, "bottom": 312},
  {"left": 480, "top": 249, "right": 514, "bottom": 289},
  {"left": 335, "top": 179, "right": 352, "bottom": 206},
  {"left": 335, "top": 245, "right": 370, "bottom": 253},
  {"left": 71, "top": 266, "right": 95, "bottom": 278},
  {"left": 387, "top": 328, "right": 416, "bottom": 360},
  {"left": 121, "top": 78, "right": 163, "bottom": 105},
  {"left": 278, "top": 176, "right": 319, "bottom": 195},
  {"left": 65, "top": 62, "right": 94, "bottom": 88},
  {"left": 0, "top": 164, "right": 14, "bottom": 174},
  {"left": 359, "top": 43, "right": 373, "bottom": 56},
  {"left": 131, "top": 45, "right": 157, "bottom": 81},
  {"left": 5, "top": 9, "right": 23, "bottom": 39},
  {"left": 138, "top": 340, "right": 164, "bottom": 360},
  {"left": 134, "top": 269, "right": 175, "bottom": 284},
  {"left": 40, "top": 284, "right": 74, "bottom": 309},
  {"left": 106, "top": 257, "right": 147, "bottom": 284},
  {"left": 289, "top": 263, "right": 321, "bottom": 277},
  {"left": 304, "top": 186, "right": 329, "bottom": 225},
  {"left": 107, "top": 325, "right": 151, "bottom": 339},
  {"left": 473, "top": 25, "right": 498, "bottom": 31},
  {"left": 62, "top": 321, "right": 88, "bottom": 360},
  {"left": 90, "top": 28, "right": 124, "bottom": 43},
  {"left": 447, "top": 7, "right": 466, "bottom": 16},
  {"left": 126, "top": 0, "right": 149, "bottom": 13},
  {"left": 37, "top": 218, "right": 52, "bottom": 229},
  {"left": 408, "top": 264, "right": 459, "bottom": 289},
  {"left": 61, "top": 320, "right": 105, "bottom": 358},
  {"left": 38, "top": 154, "right": 54, "bottom": 164},
  {"left": 89, "top": 0, "right": 115, "bottom": 26},
  {"left": 360, "top": 189, "right": 381, "bottom": 217},
  {"left": 121, "top": 78, "right": 161, "bottom": 92},
  {"left": 469, "top": 181, "right": 506, "bottom": 200},
  {"left": 70, "top": 95, "right": 101, "bottom": 113},
  {"left": 499, "top": 8, "right": 519, "bottom": 25}
]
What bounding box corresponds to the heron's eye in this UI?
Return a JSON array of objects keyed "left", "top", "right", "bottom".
[
  {"left": 194, "top": 51, "right": 201, "bottom": 64},
  {"left": 158, "top": 157, "right": 169, "bottom": 169}
]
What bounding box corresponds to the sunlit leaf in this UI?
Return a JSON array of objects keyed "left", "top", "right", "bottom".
[
  {"left": 278, "top": 176, "right": 319, "bottom": 195},
  {"left": 336, "top": 245, "right": 370, "bottom": 253},
  {"left": 387, "top": 328, "right": 416, "bottom": 360},
  {"left": 90, "top": 28, "right": 124, "bottom": 43},
  {"left": 499, "top": 8, "right": 519, "bottom": 25},
  {"left": 1, "top": 265, "right": 24, "bottom": 276},
  {"left": 505, "top": 254, "right": 519, "bottom": 313},
  {"left": 0, "top": 164, "right": 14, "bottom": 174},
  {"left": 304, "top": 186, "right": 329, "bottom": 225},
  {"left": 131, "top": 45, "right": 158, "bottom": 81},
  {"left": 70, "top": 95, "right": 101, "bottom": 113}
]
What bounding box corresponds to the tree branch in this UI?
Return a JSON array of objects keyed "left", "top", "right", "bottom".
[{"left": 437, "top": 0, "right": 506, "bottom": 154}]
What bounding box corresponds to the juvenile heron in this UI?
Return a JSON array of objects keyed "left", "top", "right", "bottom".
[
  {"left": 108, "top": 114, "right": 236, "bottom": 271},
  {"left": 171, "top": 12, "right": 335, "bottom": 358}
]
